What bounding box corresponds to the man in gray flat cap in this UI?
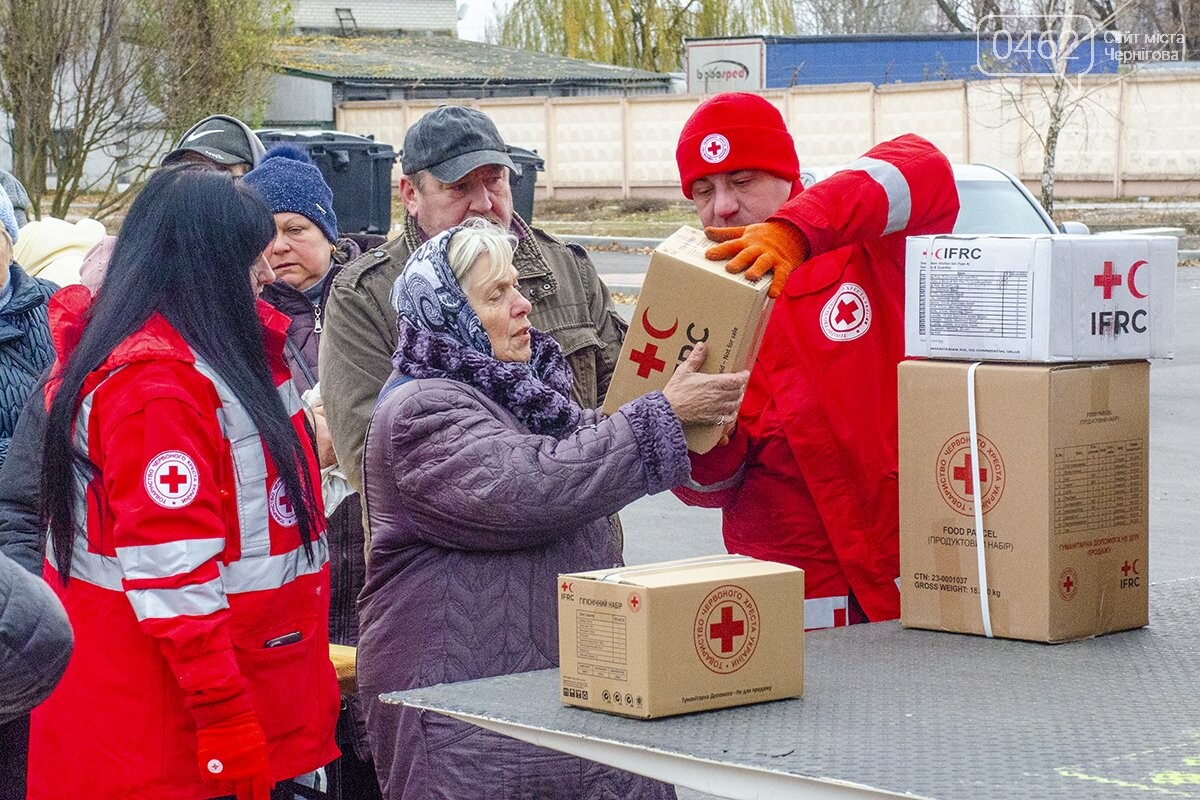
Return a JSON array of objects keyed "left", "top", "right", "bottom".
[{"left": 321, "top": 105, "right": 628, "bottom": 535}]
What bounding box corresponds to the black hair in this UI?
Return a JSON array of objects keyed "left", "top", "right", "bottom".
[{"left": 41, "top": 164, "right": 320, "bottom": 581}]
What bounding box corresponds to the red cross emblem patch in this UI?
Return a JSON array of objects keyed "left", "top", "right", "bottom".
[
  {"left": 268, "top": 477, "right": 298, "bottom": 527},
  {"left": 820, "top": 282, "right": 872, "bottom": 342},
  {"left": 144, "top": 450, "right": 200, "bottom": 509},
  {"left": 700, "top": 133, "right": 730, "bottom": 164}
]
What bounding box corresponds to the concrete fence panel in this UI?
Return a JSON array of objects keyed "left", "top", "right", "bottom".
[{"left": 337, "top": 71, "right": 1200, "bottom": 200}]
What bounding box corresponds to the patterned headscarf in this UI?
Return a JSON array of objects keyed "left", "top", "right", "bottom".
[
  {"left": 390, "top": 226, "right": 493, "bottom": 356},
  {"left": 388, "top": 224, "right": 582, "bottom": 438}
]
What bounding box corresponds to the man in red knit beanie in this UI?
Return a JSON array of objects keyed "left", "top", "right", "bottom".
[{"left": 672, "top": 92, "right": 961, "bottom": 630}]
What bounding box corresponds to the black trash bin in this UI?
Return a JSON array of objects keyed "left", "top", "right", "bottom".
[
  {"left": 256, "top": 129, "right": 397, "bottom": 235},
  {"left": 506, "top": 146, "right": 544, "bottom": 225}
]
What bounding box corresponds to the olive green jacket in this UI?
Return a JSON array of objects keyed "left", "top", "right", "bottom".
[{"left": 320, "top": 212, "right": 627, "bottom": 502}]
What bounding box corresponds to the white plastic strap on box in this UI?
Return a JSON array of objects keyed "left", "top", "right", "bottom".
[
  {"left": 599, "top": 555, "right": 753, "bottom": 584},
  {"left": 966, "top": 362, "right": 994, "bottom": 638}
]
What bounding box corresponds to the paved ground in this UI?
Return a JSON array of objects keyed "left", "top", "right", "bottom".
[{"left": 603, "top": 261, "right": 1200, "bottom": 800}]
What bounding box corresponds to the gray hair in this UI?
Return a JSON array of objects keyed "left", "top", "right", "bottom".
[{"left": 447, "top": 218, "right": 517, "bottom": 286}]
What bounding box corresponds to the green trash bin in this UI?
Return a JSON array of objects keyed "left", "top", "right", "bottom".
[{"left": 507, "top": 146, "right": 544, "bottom": 225}]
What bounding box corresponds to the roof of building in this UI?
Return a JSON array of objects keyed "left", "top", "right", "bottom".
[{"left": 273, "top": 35, "right": 670, "bottom": 86}]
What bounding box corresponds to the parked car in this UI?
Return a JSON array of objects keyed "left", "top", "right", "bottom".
[{"left": 800, "top": 163, "right": 1090, "bottom": 235}]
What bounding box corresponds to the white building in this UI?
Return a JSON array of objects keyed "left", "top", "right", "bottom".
[{"left": 290, "top": 0, "right": 458, "bottom": 35}]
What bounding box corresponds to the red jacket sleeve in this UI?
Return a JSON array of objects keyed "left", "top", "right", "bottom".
[
  {"left": 771, "top": 134, "right": 959, "bottom": 262},
  {"left": 672, "top": 426, "right": 749, "bottom": 509},
  {"left": 104, "top": 388, "right": 253, "bottom": 729}
]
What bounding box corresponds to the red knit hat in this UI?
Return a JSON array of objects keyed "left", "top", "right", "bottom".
[{"left": 675, "top": 93, "right": 800, "bottom": 199}]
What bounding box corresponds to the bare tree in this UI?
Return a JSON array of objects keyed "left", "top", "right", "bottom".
[
  {"left": 0, "top": 0, "right": 82, "bottom": 216},
  {"left": 44, "top": 0, "right": 167, "bottom": 219},
  {"left": 798, "top": 0, "right": 942, "bottom": 35},
  {"left": 0, "top": 0, "right": 287, "bottom": 220},
  {"left": 970, "top": 0, "right": 1137, "bottom": 215},
  {"left": 136, "top": 0, "right": 289, "bottom": 141}
]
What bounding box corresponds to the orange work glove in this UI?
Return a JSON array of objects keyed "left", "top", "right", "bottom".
[
  {"left": 705, "top": 220, "right": 811, "bottom": 299},
  {"left": 196, "top": 710, "right": 273, "bottom": 800}
]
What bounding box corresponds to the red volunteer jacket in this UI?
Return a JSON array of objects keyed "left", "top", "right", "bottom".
[
  {"left": 675, "top": 135, "right": 959, "bottom": 627},
  {"left": 29, "top": 285, "right": 340, "bottom": 800}
]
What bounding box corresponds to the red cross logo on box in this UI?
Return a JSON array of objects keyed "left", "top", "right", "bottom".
[
  {"left": 1059, "top": 567, "right": 1079, "bottom": 601},
  {"left": 694, "top": 584, "right": 759, "bottom": 674},
  {"left": 628, "top": 342, "right": 666, "bottom": 378},
  {"left": 820, "top": 282, "right": 872, "bottom": 342},
  {"left": 937, "top": 432, "right": 1006, "bottom": 516},
  {"left": 144, "top": 450, "right": 200, "bottom": 509}
]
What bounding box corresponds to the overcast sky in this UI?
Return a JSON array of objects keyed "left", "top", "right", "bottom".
[{"left": 457, "top": 1, "right": 496, "bottom": 42}]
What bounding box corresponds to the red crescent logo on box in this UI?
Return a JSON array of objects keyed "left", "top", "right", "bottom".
[
  {"left": 694, "top": 584, "right": 759, "bottom": 674},
  {"left": 627, "top": 308, "right": 679, "bottom": 379},
  {"left": 936, "top": 432, "right": 1006, "bottom": 516},
  {"left": 820, "top": 283, "right": 872, "bottom": 342},
  {"left": 269, "top": 477, "right": 298, "bottom": 527},
  {"left": 144, "top": 450, "right": 200, "bottom": 509}
]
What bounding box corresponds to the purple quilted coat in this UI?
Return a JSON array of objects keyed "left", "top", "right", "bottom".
[{"left": 358, "top": 330, "right": 687, "bottom": 800}]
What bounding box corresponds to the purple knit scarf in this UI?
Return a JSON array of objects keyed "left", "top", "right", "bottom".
[{"left": 392, "top": 319, "right": 582, "bottom": 439}]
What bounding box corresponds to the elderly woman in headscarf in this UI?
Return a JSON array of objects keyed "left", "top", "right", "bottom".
[{"left": 357, "top": 219, "right": 748, "bottom": 800}]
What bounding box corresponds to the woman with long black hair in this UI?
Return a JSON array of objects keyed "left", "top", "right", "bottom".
[{"left": 29, "top": 165, "right": 340, "bottom": 800}]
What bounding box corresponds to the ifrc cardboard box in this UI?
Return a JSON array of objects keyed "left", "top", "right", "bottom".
[
  {"left": 905, "top": 234, "right": 1176, "bottom": 361},
  {"left": 898, "top": 359, "right": 1149, "bottom": 642},
  {"left": 601, "top": 226, "right": 774, "bottom": 453},
  {"left": 558, "top": 555, "right": 803, "bottom": 719}
]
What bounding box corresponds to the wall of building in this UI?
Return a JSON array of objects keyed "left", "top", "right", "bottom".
[
  {"left": 291, "top": 0, "right": 457, "bottom": 33},
  {"left": 336, "top": 71, "right": 1200, "bottom": 199}
]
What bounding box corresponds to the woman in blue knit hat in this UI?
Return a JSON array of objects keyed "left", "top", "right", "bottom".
[{"left": 242, "top": 145, "right": 382, "bottom": 800}]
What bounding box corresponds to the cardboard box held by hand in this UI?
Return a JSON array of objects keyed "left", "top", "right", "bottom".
[
  {"left": 558, "top": 555, "right": 804, "bottom": 719},
  {"left": 898, "top": 359, "right": 1149, "bottom": 642},
  {"left": 601, "top": 226, "right": 775, "bottom": 453}
]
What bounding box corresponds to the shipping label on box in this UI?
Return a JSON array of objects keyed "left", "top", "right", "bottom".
[
  {"left": 905, "top": 234, "right": 1176, "bottom": 361},
  {"left": 898, "top": 360, "right": 1149, "bottom": 642},
  {"left": 558, "top": 555, "right": 803, "bottom": 719},
  {"left": 602, "top": 226, "right": 775, "bottom": 453}
]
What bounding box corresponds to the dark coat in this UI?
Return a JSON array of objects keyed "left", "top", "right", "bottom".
[
  {"left": 0, "top": 264, "right": 56, "bottom": 467},
  {"left": 358, "top": 325, "right": 687, "bottom": 800},
  {"left": 0, "top": 384, "right": 45, "bottom": 575},
  {"left": 0, "top": 550, "right": 72, "bottom": 727}
]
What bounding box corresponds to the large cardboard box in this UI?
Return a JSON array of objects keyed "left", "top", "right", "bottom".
[
  {"left": 602, "top": 226, "right": 774, "bottom": 453},
  {"left": 905, "top": 234, "right": 1176, "bottom": 361},
  {"left": 558, "top": 555, "right": 804, "bottom": 719},
  {"left": 898, "top": 360, "right": 1149, "bottom": 642}
]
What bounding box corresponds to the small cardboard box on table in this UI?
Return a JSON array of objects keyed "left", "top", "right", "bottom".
[
  {"left": 601, "top": 226, "right": 774, "bottom": 454},
  {"left": 898, "top": 359, "right": 1149, "bottom": 642},
  {"left": 558, "top": 555, "right": 804, "bottom": 719}
]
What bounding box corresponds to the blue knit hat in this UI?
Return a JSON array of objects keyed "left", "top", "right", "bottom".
[
  {"left": 243, "top": 145, "right": 337, "bottom": 242},
  {"left": 0, "top": 184, "right": 18, "bottom": 244}
]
